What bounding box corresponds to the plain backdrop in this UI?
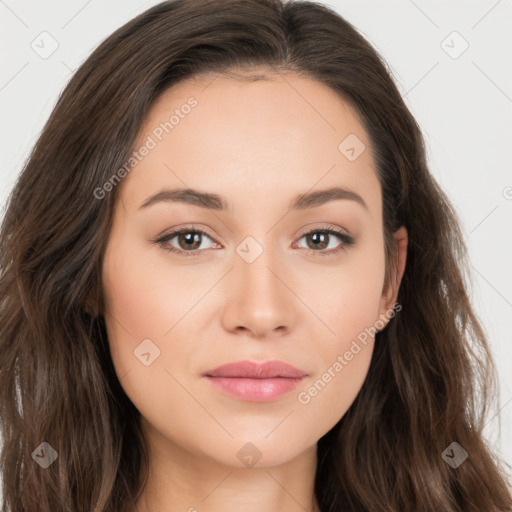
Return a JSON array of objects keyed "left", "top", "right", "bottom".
[{"left": 0, "top": 0, "right": 511, "bottom": 493}]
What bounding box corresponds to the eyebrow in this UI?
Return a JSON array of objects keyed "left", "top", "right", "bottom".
[{"left": 139, "top": 186, "right": 368, "bottom": 212}]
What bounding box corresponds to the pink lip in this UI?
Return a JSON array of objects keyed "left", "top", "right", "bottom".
[{"left": 203, "top": 360, "right": 307, "bottom": 402}]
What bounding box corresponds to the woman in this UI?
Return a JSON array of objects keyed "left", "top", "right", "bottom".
[{"left": 1, "top": 0, "right": 510, "bottom": 510}]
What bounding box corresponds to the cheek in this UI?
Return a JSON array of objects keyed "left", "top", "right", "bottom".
[
  {"left": 297, "top": 234, "right": 386, "bottom": 350},
  {"left": 293, "top": 337, "right": 374, "bottom": 453},
  {"left": 101, "top": 239, "right": 201, "bottom": 430},
  {"left": 290, "top": 283, "right": 383, "bottom": 444},
  {"left": 291, "top": 242, "right": 385, "bottom": 426},
  {"left": 101, "top": 235, "right": 203, "bottom": 350},
  {"left": 101, "top": 234, "right": 171, "bottom": 381}
]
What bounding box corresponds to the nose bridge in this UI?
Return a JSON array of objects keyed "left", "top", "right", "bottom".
[{"left": 222, "top": 234, "right": 296, "bottom": 337}]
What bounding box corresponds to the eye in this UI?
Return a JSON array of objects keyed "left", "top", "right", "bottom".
[
  {"left": 153, "top": 224, "right": 355, "bottom": 257},
  {"left": 154, "top": 226, "right": 219, "bottom": 257},
  {"left": 293, "top": 226, "right": 355, "bottom": 257}
]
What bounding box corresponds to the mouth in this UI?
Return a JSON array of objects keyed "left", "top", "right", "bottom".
[{"left": 202, "top": 360, "right": 307, "bottom": 402}]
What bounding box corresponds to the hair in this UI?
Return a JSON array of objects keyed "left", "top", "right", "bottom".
[{"left": 0, "top": 0, "right": 510, "bottom": 510}]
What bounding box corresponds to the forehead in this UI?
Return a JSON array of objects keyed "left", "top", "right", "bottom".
[{"left": 120, "top": 71, "right": 381, "bottom": 217}]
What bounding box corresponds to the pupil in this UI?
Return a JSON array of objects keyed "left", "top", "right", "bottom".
[
  {"left": 181, "top": 232, "right": 200, "bottom": 249},
  {"left": 310, "top": 232, "right": 328, "bottom": 249}
]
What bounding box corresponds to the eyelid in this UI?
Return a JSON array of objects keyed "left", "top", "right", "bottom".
[
  {"left": 152, "top": 224, "right": 221, "bottom": 255},
  {"left": 292, "top": 222, "right": 352, "bottom": 239},
  {"left": 153, "top": 223, "right": 355, "bottom": 257},
  {"left": 292, "top": 224, "right": 355, "bottom": 256},
  {"left": 153, "top": 223, "right": 218, "bottom": 240}
]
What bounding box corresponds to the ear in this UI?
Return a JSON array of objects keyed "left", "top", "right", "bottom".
[{"left": 377, "top": 225, "right": 408, "bottom": 325}]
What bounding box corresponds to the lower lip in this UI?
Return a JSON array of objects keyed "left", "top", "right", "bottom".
[{"left": 204, "top": 376, "right": 305, "bottom": 402}]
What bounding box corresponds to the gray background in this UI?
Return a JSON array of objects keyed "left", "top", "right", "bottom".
[{"left": 0, "top": 0, "right": 511, "bottom": 486}]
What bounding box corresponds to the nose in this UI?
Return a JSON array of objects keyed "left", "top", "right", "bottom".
[{"left": 221, "top": 244, "right": 298, "bottom": 339}]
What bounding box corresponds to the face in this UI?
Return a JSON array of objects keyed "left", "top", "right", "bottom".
[{"left": 101, "top": 71, "right": 405, "bottom": 468}]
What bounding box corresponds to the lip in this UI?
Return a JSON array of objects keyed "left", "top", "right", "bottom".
[{"left": 203, "top": 360, "right": 307, "bottom": 402}]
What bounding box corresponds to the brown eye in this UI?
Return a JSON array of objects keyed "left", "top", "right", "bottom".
[
  {"left": 155, "top": 228, "right": 218, "bottom": 256},
  {"left": 295, "top": 228, "right": 355, "bottom": 256},
  {"left": 175, "top": 231, "right": 202, "bottom": 250},
  {"left": 304, "top": 231, "right": 330, "bottom": 250}
]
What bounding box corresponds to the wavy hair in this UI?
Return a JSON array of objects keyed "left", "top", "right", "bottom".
[{"left": 1, "top": 0, "right": 511, "bottom": 510}]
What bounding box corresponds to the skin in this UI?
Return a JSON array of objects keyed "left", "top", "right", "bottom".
[{"left": 101, "top": 70, "right": 408, "bottom": 512}]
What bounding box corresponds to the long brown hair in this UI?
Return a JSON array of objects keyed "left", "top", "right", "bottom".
[{"left": 1, "top": 0, "right": 510, "bottom": 510}]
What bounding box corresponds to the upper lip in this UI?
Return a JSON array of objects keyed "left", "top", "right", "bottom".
[{"left": 203, "top": 360, "right": 307, "bottom": 379}]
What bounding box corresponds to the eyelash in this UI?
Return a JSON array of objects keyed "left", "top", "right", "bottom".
[{"left": 153, "top": 224, "right": 355, "bottom": 258}]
